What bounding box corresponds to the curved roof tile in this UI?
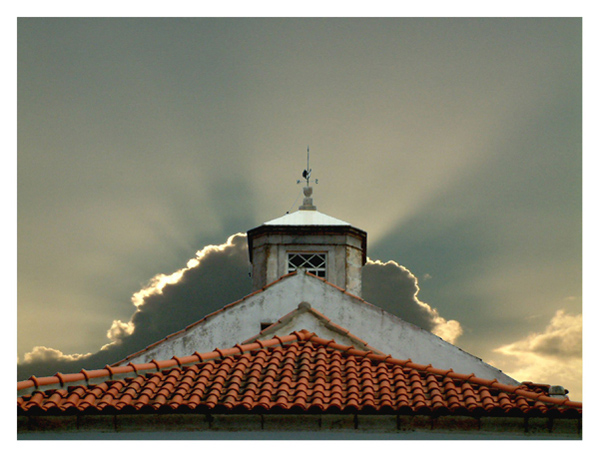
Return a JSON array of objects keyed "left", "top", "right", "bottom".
[{"left": 18, "top": 330, "right": 581, "bottom": 417}]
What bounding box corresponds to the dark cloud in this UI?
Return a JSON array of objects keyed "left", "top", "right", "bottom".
[
  {"left": 18, "top": 233, "right": 460, "bottom": 381},
  {"left": 123, "top": 234, "right": 253, "bottom": 347},
  {"left": 363, "top": 261, "right": 432, "bottom": 329},
  {"left": 363, "top": 260, "right": 462, "bottom": 343},
  {"left": 18, "top": 234, "right": 253, "bottom": 380},
  {"left": 529, "top": 334, "right": 581, "bottom": 358}
]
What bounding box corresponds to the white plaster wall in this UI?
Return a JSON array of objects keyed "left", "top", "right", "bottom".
[
  {"left": 123, "top": 272, "right": 517, "bottom": 385},
  {"left": 345, "top": 245, "right": 362, "bottom": 297}
]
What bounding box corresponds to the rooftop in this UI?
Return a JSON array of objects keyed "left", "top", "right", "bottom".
[
  {"left": 263, "top": 209, "right": 352, "bottom": 227},
  {"left": 18, "top": 329, "right": 581, "bottom": 416}
]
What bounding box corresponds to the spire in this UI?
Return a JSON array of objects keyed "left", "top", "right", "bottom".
[{"left": 299, "top": 146, "right": 317, "bottom": 210}]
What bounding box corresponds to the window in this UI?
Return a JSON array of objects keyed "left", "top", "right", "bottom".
[{"left": 287, "top": 252, "right": 327, "bottom": 278}]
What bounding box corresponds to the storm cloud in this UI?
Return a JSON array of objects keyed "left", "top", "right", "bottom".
[
  {"left": 18, "top": 233, "right": 461, "bottom": 380},
  {"left": 17, "top": 18, "right": 581, "bottom": 401},
  {"left": 363, "top": 259, "right": 462, "bottom": 343}
]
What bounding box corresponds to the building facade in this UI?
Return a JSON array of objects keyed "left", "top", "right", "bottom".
[{"left": 17, "top": 176, "right": 582, "bottom": 439}]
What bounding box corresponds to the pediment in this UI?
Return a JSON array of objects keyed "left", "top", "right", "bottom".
[{"left": 242, "top": 301, "right": 385, "bottom": 354}]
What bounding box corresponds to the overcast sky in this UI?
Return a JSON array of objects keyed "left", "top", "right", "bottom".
[{"left": 17, "top": 17, "right": 583, "bottom": 400}]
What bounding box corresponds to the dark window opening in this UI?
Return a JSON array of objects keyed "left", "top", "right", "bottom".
[{"left": 287, "top": 252, "right": 327, "bottom": 278}]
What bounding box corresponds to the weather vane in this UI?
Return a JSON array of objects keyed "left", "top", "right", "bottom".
[
  {"left": 297, "top": 146, "right": 318, "bottom": 211},
  {"left": 298, "top": 146, "right": 318, "bottom": 186}
]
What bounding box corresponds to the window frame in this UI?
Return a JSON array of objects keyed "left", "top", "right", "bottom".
[{"left": 286, "top": 252, "right": 327, "bottom": 278}]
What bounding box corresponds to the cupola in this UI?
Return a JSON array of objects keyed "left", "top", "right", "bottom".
[{"left": 247, "top": 152, "right": 367, "bottom": 296}]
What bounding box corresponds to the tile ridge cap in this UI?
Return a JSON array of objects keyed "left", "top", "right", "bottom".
[
  {"left": 187, "top": 332, "right": 305, "bottom": 363},
  {"left": 403, "top": 363, "right": 584, "bottom": 409},
  {"left": 294, "top": 337, "right": 583, "bottom": 410},
  {"left": 17, "top": 332, "right": 306, "bottom": 397}
]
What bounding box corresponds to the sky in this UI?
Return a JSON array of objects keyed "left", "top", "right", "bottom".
[{"left": 16, "top": 17, "right": 583, "bottom": 401}]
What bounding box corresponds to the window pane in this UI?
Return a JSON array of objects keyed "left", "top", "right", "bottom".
[{"left": 288, "top": 254, "right": 304, "bottom": 268}]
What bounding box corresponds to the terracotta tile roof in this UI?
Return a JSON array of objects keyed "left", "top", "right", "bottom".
[{"left": 18, "top": 330, "right": 581, "bottom": 417}]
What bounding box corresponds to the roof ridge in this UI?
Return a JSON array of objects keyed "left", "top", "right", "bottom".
[
  {"left": 300, "top": 333, "right": 582, "bottom": 409},
  {"left": 17, "top": 330, "right": 311, "bottom": 396}
]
